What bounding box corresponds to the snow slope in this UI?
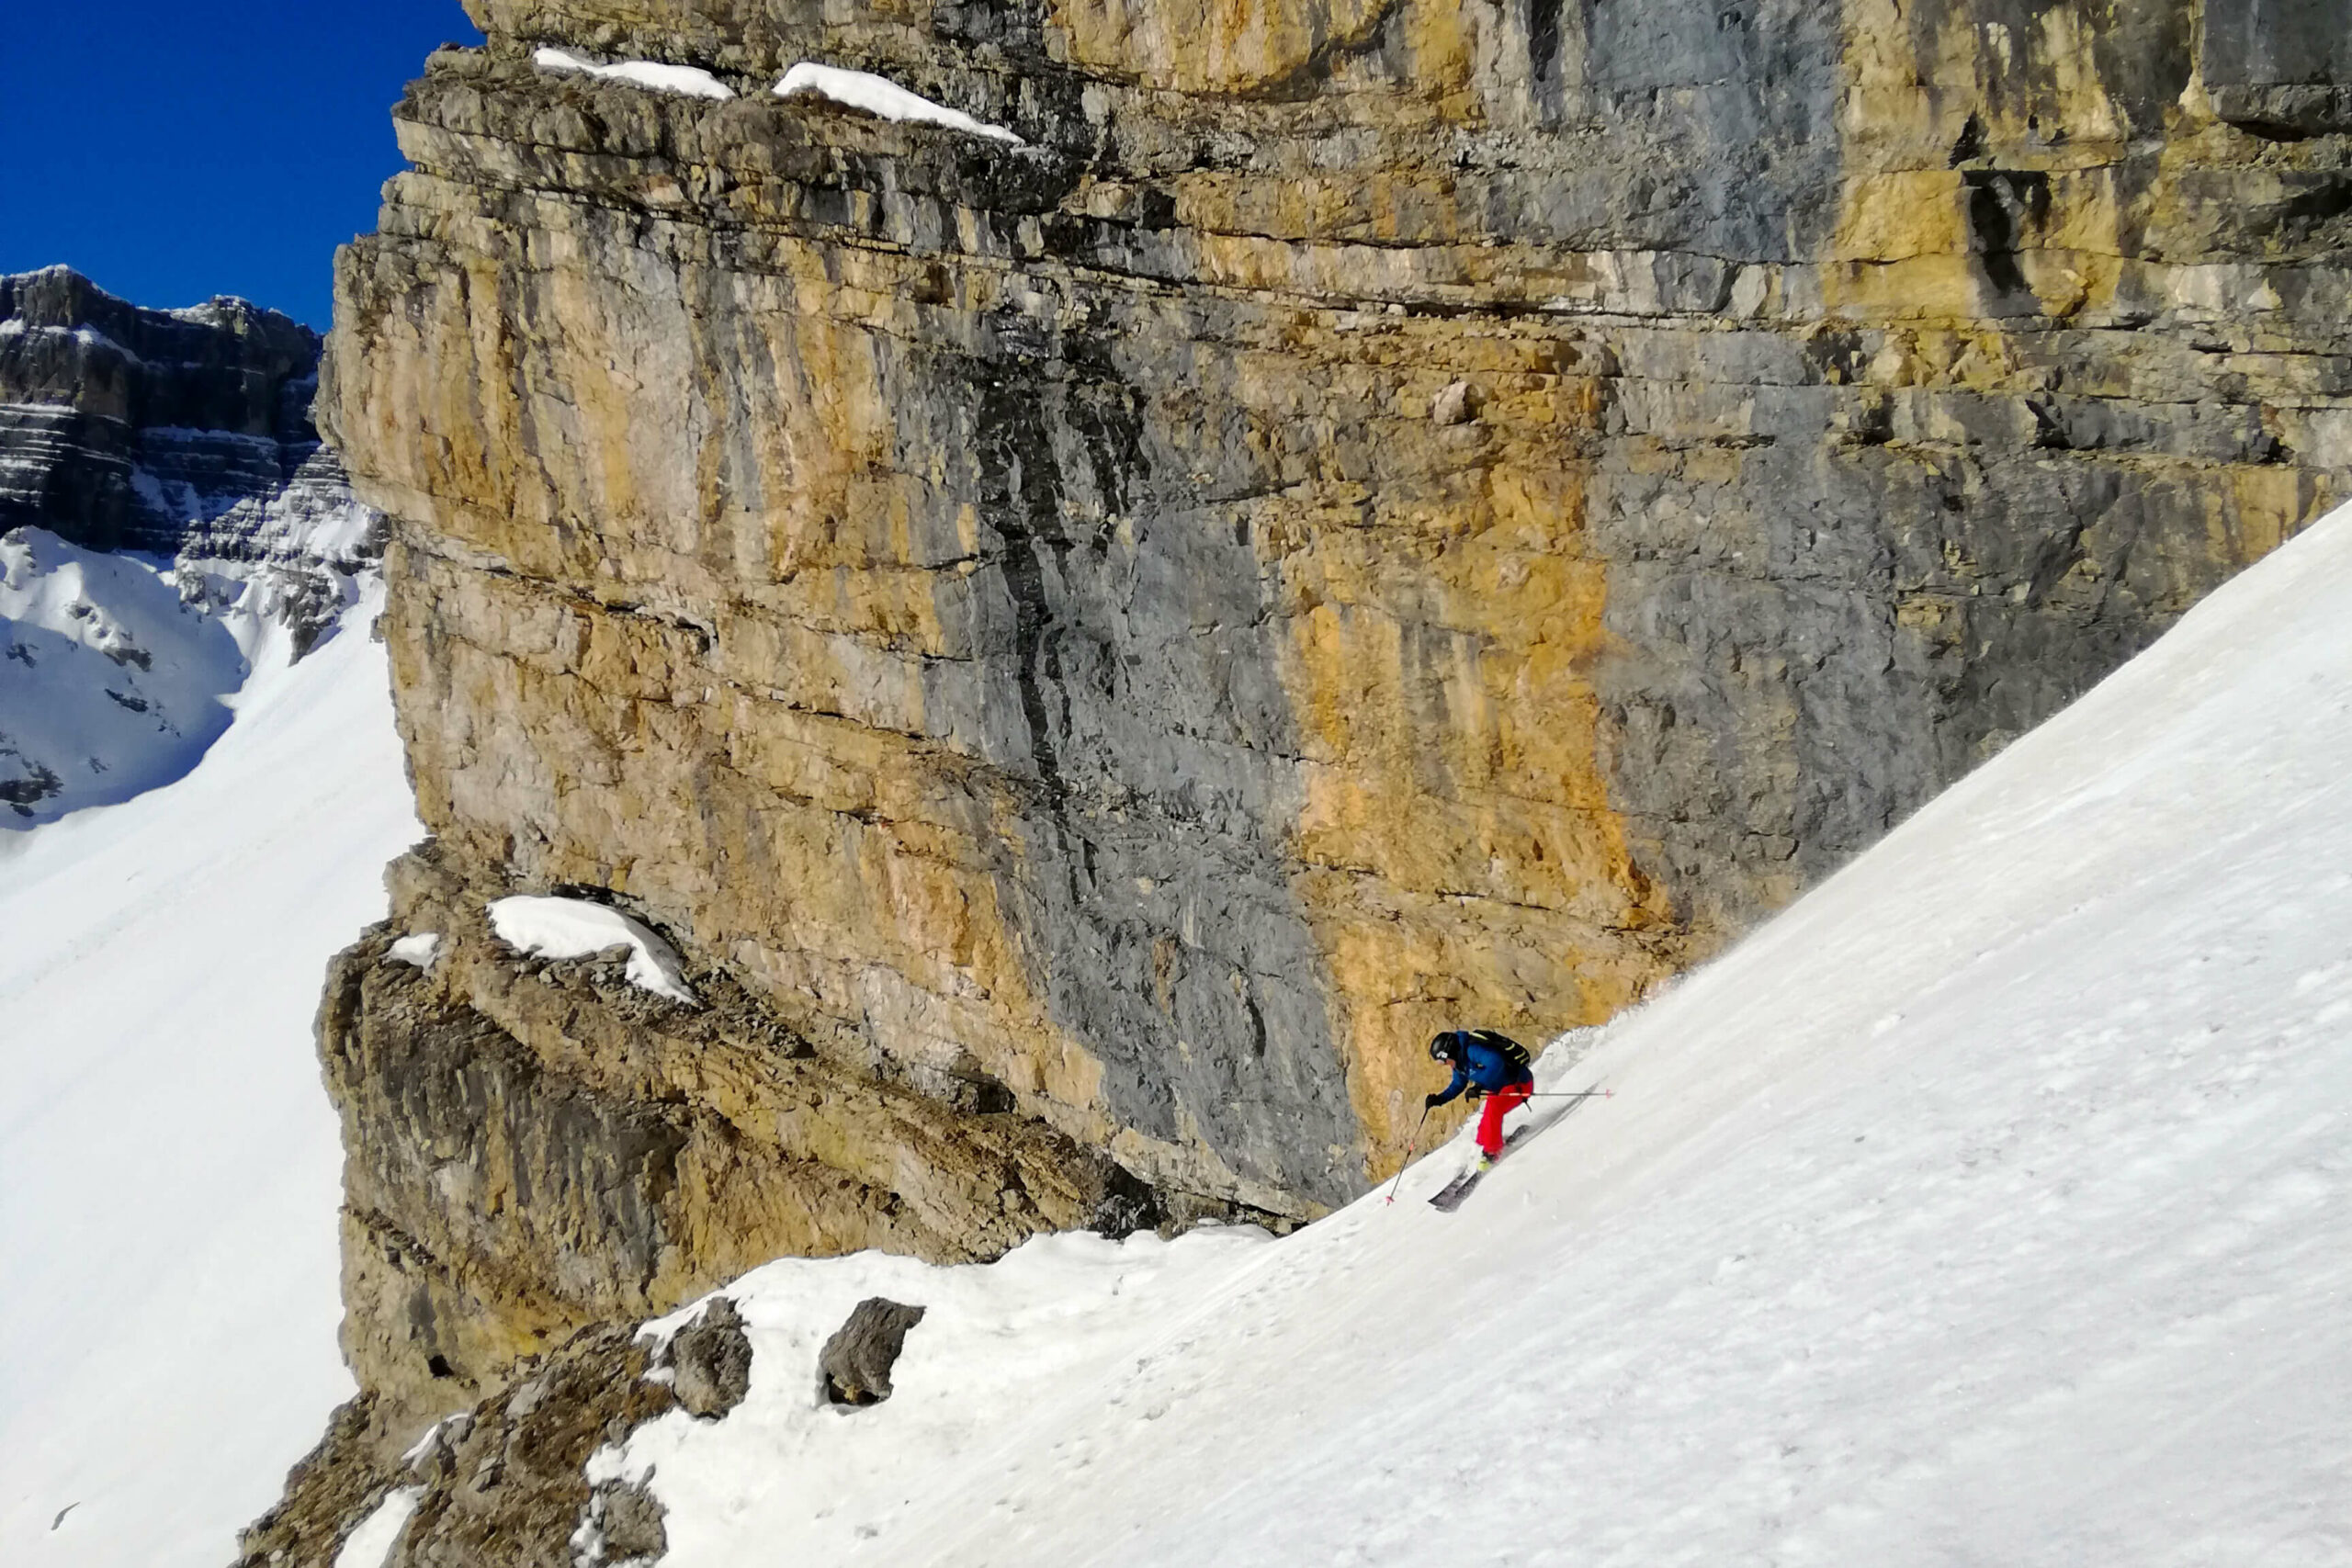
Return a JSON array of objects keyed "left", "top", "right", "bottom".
[
  {"left": 2, "top": 491, "right": 379, "bottom": 828},
  {"left": 0, "top": 528, "right": 245, "bottom": 822},
  {"left": 589, "top": 503, "right": 2352, "bottom": 1567},
  {"left": 0, "top": 589, "right": 421, "bottom": 1568}
]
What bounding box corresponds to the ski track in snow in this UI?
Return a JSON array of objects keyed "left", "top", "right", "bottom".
[
  {"left": 0, "top": 588, "right": 421, "bottom": 1568},
  {"left": 597, "top": 506, "right": 2352, "bottom": 1567}
]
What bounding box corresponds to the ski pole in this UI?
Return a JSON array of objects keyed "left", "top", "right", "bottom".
[
  {"left": 1520, "top": 1089, "right": 1613, "bottom": 1100},
  {"left": 1383, "top": 1105, "right": 1433, "bottom": 1205}
]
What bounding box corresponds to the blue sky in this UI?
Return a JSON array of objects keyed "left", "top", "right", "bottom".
[{"left": 0, "top": 3, "right": 484, "bottom": 331}]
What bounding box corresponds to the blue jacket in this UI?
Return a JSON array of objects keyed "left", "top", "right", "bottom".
[{"left": 1430, "top": 1035, "right": 1533, "bottom": 1107}]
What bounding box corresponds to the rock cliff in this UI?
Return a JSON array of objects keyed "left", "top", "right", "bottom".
[{"left": 314, "top": 0, "right": 2349, "bottom": 1434}]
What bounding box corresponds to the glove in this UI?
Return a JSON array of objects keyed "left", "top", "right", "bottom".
[{"left": 1423, "top": 1092, "right": 1443, "bottom": 1110}]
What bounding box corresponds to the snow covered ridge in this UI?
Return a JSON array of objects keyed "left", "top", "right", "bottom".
[
  {"left": 775, "top": 63, "right": 1024, "bottom": 145},
  {"left": 2, "top": 266, "right": 384, "bottom": 828},
  {"left": 1, "top": 527, "right": 244, "bottom": 825},
  {"left": 486, "top": 895, "right": 700, "bottom": 1006},
  {"left": 533, "top": 46, "right": 735, "bottom": 99}
]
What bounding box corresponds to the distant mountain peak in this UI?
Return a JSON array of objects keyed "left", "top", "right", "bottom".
[{"left": 0, "top": 271, "right": 380, "bottom": 829}]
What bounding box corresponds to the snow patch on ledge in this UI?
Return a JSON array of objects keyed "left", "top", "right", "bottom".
[
  {"left": 332, "top": 1486, "right": 421, "bottom": 1568},
  {"left": 386, "top": 932, "right": 440, "bottom": 970},
  {"left": 773, "top": 62, "right": 1023, "bottom": 145},
  {"left": 486, "top": 896, "right": 699, "bottom": 1006},
  {"left": 534, "top": 47, "right": 735, "bottom": 100}
]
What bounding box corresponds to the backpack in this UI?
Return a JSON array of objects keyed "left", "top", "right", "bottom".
[{"left": 1465, "top": 1029, "right": 1532, "bottom": 1071}]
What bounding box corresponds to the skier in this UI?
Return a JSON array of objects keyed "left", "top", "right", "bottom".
[{"left": 1424, "top": 1029, "right": 1535, "bottom": 1172}]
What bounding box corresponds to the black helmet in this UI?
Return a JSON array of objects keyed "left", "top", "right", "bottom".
[{"left": 1429, "top": 1032, "right": 1464, "bottom": 1063}]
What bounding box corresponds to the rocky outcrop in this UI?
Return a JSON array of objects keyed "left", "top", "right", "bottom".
[
  {"left": 313, "top": 0, "right": 2350, "bottom": 1434},
  {"left": 328, "top": 842, "right": 1269, "bottom": 1417},
  {"left": 662, "top": 1296, "right": 753, "bottom": 1418},
  {"left": 234, "top": 1320, "right": 682, "bottom": 1568}
]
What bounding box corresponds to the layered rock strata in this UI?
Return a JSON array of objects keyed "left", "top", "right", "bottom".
[
  {"left": 318, "top": 0, "right": 2352, "bottom": 1416},
  {"left": 0, "top": 266, "right": 341, "bottom": 559}
]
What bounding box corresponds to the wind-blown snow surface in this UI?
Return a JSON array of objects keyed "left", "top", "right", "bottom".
[
  {"left": 0, "top": 589, "right": 421, "bottom": 1567},
  {"left": 602, "top": 505, "right": 2352, "bottom": 1567}
]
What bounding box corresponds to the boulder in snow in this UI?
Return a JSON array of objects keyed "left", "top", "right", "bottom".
[
  {"left": 819, "top": 1298, "right": 927, "bottom": 1406},
  {"left": 573, "top": 1476, "right": 666, "bottom": 1566},
  {"left": 661, "top": 1296, "right": 752, "bottom": 1420}
]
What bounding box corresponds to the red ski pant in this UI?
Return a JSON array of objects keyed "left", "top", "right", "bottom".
[{"left": 1476, "top": 1080, "right": 1532, "bottom": 1156}]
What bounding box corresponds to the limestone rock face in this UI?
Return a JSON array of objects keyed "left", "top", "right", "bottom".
[{"left": 317, "top": 0, "right": 2352, "bottom": 1419}]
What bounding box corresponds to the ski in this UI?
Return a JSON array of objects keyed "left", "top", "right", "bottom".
[
  {"left": 1426, "top": 1124, "right": 1534, "bottom": 1211},
  {"left": 1426, "top": 1089, "right": 1606, "bottom": 1212},
  {"left": 1425, "top": 1167, "right": 1486, "bottom": 1212}
]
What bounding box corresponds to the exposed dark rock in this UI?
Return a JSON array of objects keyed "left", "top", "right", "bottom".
[
  {"left": 575, "top": 1478, "right": 667, "bottom": 1566},
  {"left": 662, "top": 1296, "right": 752, "bottom": 1420},
  {"left": 2206, "top": 0, "right": 2352, "bottom": 136},
  {"left": 235, "top": 1322, "right": 679, "bottom": 1568},
  {"left": 820, "top": 1299, "right": 928, "bottom": 1406}
]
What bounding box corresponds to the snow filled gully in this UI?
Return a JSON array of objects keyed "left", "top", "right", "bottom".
[{"left": 558, "top": 502, "right": 2352, "bottom": 1566}]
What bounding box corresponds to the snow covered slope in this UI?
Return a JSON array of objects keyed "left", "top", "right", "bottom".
[
  {"left": 0, "top": 528, "right": 246, "bottom": 820},
  {"left": 1, "top": 502, "right": 378, "bottom": 827},
  {"left": 577, "top": 502, "right": 2352, "bottom": 1567},
  {"left": 0, "top": 590, "right": 421, "bottom": 1567}
]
